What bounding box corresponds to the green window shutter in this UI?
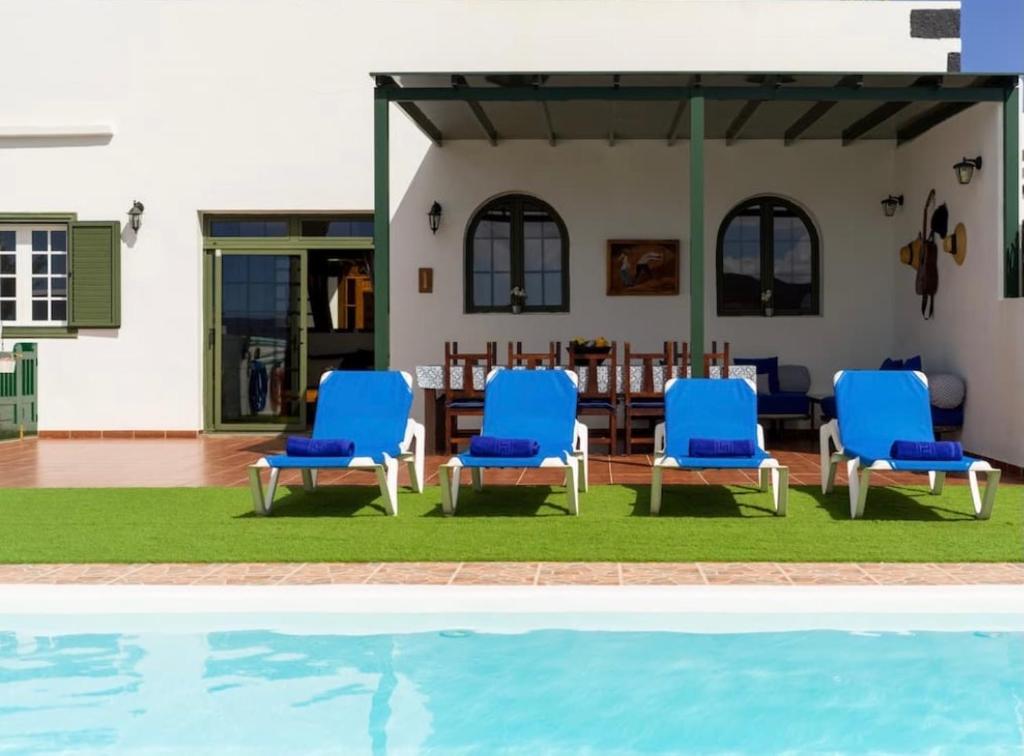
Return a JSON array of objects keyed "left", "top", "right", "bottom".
[{"left": 69, "top": 221, "right": 121, "bottom": 328}]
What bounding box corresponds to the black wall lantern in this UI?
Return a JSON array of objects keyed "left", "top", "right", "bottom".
[
  {"left": 953, "top": 156, "right": 982, "bottom": 185},
  {"left": 881, "top": 194, "right": 904, "bottom": 218},
  {"left": 427, "top": 201, "right": 442, "bottom": 234},
  {"left": 127, "top": 200, "right": 145, "bottom": 232}
]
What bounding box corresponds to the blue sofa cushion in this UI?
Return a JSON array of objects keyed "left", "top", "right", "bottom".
[
  {"left": 903, "top": 355, "right": 923, "bottom": 372},
  {"left": 757, "top": 391, "right": 810, "bottom": 416},
  {"left": 734, "top": 357, "right": 780, "bottom": 394}
]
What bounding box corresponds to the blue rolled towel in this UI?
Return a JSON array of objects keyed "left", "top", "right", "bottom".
[
  {"left": 890, "top": 440, "right": 962, "bottom": 461},
  {"left": 689, "top": 438, "right": 755, "bottom": 458},
  {"left": 469, "top": 436, "right": 540, "bottom": 458},
  {"left": 286, "top": 437, "right": 355, "bottom": 457}
]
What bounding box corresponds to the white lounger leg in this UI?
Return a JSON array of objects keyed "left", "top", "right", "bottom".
[
  {"left": 439, "top": 464, "right": 461, "bottom": 515},
  {"left": 248, "top": 464, "right": 280, "bottom": 516},
  {"left": 847, "top": 459, "right": 870, "bottom": 519},
  {"left": 471, "top": 468, "right": 484, "bottom": 492},
  {"left": 406, "top": 421, "right": 425, "bottom": 493},
  {"left": 771, "top": 466, "right": 789, "bottom": 517},
  {"left": 574, "top": 422, "right": 589, "bottom": 493},
  {"left": 759, "top": 467, "right": 770, "bottom": 493},
  {"left": 928, "top": 471, "right": 945, "bottom": 495},
  {"left": 650, "top": 463, "right": 664, "bottom": 516},
  {"left": 565, "top": 458, "right": 579, "bottom": 516},
  {"left": 375, "top": 457, "right": 399, "bottom": 516},
  {"left": 968, "top": 466, "right": 1001, "bottom": 520},
  {"left": 301, "top": 469, "right": 317, "bottom": 492},
  {"left": 820, "top": 421, "right": 841, "bottom": 494}
]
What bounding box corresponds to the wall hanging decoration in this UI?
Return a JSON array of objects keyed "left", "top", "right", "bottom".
[
  {"left": 943, "top": 223, "right": 967, "bottom": 266},
  {"left": 418, "top": 267, "right": 434, "bottom": 293},
  {"left": 606, "top": 239, "right": 680, "bottom": 296}
]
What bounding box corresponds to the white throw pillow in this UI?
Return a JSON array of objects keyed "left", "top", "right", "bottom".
[{"left": 928, "top": 373, "right": 965, "bottom": 409}]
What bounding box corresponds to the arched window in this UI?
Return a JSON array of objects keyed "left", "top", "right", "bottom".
[
  {"left": 465, "top": 194, "right": 569, "bottom": 313},
  {"left": 716, "top": 196, "right": 820, "bottom": 316}
]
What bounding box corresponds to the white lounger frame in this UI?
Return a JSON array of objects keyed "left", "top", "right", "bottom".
[
  {"left": 438, "top": 369, "right": 588, "bottom": 516},
  {"left": 650, "top": 378, "right": 789, "bottom": 516},
  {"left": 247, "top": 371, "right": 425, "bottom": 516},
  {"left": 819, "top": 370, "right": 1000, "bottom": 519}
]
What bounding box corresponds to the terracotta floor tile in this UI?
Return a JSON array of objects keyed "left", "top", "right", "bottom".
[
  {"left": 451, "top": 562, "right": 541, "bottom": 585},
  {"left": 777, "top": 562, "right": 876, "bottom": 585},
  {"left": 699, "top": 562, "right": 791, "bottom": 585},
  {"left": 620, "top": 563, "right": 704, "bottom": 585},
  {"left": 536, "top": 562, "right": 621, "bottom": 585},
  {"left": 365, "top": 562, "right": 460, "bottom": 584},
  {"left": 932, "top": 563, "right": 1024, "bottom": 584},
  {"left": 856, "top": 563, "right": 958, "bottom": 585}
]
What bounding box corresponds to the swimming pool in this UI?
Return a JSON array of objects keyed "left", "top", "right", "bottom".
[{"left": 2, "top": 585, "right": 1022, "bottom": 754}]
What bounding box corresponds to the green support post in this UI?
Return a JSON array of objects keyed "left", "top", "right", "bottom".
[
  {"left": 689, "top": 94, "right": 705, "bottom": 375},
  {"left": 1004, "top": 83, "right": 1021, "bottom": 298},
  {"left": 373, "top": 94, "right": 391, "bottom": 368}
]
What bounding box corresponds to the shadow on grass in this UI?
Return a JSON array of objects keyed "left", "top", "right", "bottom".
[
  {"left": 623, "top": 484, "right": 779, "bottom": 518},
  {"left": 806, "top": 485, "right": 976, "bottom": 522},
  {"left": 425, "top": 485, "right": 574, "bottom": 517},
  {"left": 235, "top": 486, "right": 391, "bottom": 518}
]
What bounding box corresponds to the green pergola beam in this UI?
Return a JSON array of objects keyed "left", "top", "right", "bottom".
[
  {"left": 453, "top": 75, "right": 499, "bottom": 145},
  {"left": 689, "top": 93, "right": 705, "bottom": 376},
  {"left": 540, "top": 102, "right": 557, "bottom": 145},
  {"left": 375, "top": 85, "right": 1005, "bottom": 104},
  {"left": 396, "top": 101, "right": 443, "bottom": 146},
  {"left": 1004, "top": 83, "right": 1021, "bottom": 298},
  {"left": 895, "top": 101, "right": 974, "bottom": 146},
  {"left": 373, "top": 97, "right": 390, "bottom": 369},
  {"left": 784, "top": 75, "right": 862, "bottom": 145},
  {"left": 665, "top": 99, "right": 687, "bottom": 145},
  {"left": 725, "top": 100, "right": 763, "bottom": 145}
]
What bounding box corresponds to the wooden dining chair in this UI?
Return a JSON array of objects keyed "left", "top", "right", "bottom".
[
  {"left": 569, "top": 341, "right": 618, "bottom": 454},
  {"left": 704, "top": 340, "right": 731, "bottom": 378},
  {"left": 507, "top": 341, "right": 560, "bottom": 369},
  {"left": 443, "top": 341, "right": 496, "bottom": 454},
  {"left": 623, "top": 341, "right": 674, "bottom": 454}
]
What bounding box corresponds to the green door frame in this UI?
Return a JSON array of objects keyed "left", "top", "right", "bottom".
[
  {"left": 210, "top": 248, "right": 308, "bottom": 432},
  {"left": 1004, "top": 82, "right": 1021, "bottom": 298}
]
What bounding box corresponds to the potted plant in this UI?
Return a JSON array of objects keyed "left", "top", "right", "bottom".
[
  {"left": 568, "top": 337, "right": 612, "bottom": 364},
  {"left": 510, "top": 286, "right": 527, "bottom": 314}
]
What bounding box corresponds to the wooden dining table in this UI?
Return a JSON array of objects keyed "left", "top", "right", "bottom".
[{"left": 415, "top": 364, "right": 756, "bottom": 454}]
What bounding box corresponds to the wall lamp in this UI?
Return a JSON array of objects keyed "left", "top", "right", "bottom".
[
  {"left": 881, "top": 194, "right": 904, "bottom": 218},
  {"left": 127, "top": 200, "right": 145, "bottom": 232},
  {"left": 427, "top": 201, "right": 442, "bottom": 234},
  {"left": 953, "top": 156, "right": 982, "bottom": 185}
]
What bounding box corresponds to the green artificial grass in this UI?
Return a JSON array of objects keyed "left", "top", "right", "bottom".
[{"left": 0, "top": 484, "right": 1020, "bottom": 563}]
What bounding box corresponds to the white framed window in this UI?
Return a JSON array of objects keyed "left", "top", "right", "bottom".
[{"left": 0, "top": 225, "right": 68, "bottom": 326}]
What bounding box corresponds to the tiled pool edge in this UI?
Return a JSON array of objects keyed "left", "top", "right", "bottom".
[{"left": 0, "top": 562, "right": 1022, "bottom": 585}]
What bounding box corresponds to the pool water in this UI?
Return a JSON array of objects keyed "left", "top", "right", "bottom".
[{"left": 1, "top": 623, "right": 1022, "bottom": 754}]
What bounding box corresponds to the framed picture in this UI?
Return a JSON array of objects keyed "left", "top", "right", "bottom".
[{"left": 606, "top": 239, "right": 680, "bottom": 296}]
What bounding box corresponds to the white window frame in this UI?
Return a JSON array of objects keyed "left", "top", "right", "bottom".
[{"left": 0, "top": 224, "right": 69, "bottom": 328}]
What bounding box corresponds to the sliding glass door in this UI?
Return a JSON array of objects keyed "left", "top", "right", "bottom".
[{"left": 213, "top": 250, "right": 306, "bottom": 430}]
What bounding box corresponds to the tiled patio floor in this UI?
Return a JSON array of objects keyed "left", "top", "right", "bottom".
[
  {"left": 0, "top": 434, "right": 1020, "bottom": 488},
  {"left": 1, "top": 562, "right": 1021, "bottom": 585}
]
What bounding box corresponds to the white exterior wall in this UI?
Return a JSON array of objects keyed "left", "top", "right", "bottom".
[
  {"left": 0, "top": 0, "right": 979, "bottom": 441},
  {"left": 391, "top": 139, "right": 896, "bottom": 405},
  {"left": 894, "top": 103, "right": 1023, "bottom": 466}
]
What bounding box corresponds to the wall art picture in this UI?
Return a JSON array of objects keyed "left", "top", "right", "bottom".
[{"left": 606, "top": 239, "right": 680, "bottom": 296}]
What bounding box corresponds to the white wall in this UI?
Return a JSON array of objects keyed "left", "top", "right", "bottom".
[
  {"left": 0, "top": 0, "right": 959, "bottom": 432},
  {"left": 894, "top": 103, "right": 1024, "bottom": 466},
  {"left": 390, "top": 138, "right": 896, "bottom": 417}
]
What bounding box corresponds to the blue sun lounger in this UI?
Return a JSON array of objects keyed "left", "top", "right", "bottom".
[
  {"left": 820, "top": 370, "right": 1000, "bottom": 519},
  {"left": 438, "top": 368, "right": 588, "bottom": 515},
  {"left": 248, "top": 370, "right": 424, "bottom": 516},
  {"left": 651, "top": 377, "right": 789, "bottom": 515}
]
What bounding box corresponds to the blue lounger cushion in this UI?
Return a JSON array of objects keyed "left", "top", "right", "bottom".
[
  {"left": 457, "top": 370, "right": 577, "bottom": 468},
  {"left": 834, "top": 371, "right": 977, "bottom": 472},
  {"left": 890, "top": 440, "right": 962, "bottom": 461},
  {"left": 470, "top": 436, "right": 540, "bottom": 458},
  {"left": 689, "top": 438, "right": 755, "bottom": 458},
  {"left": 266, "top": 371, "right": 412, "bottom": 468},
  {"left": 663, "top": 379, "right": 768, "bottom": 469},
  {"left": 285, "top": 437, "right": 354, "bottom": 457}
]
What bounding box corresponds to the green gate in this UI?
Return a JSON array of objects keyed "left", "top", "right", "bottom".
[{"left": 0, "top": 344, "right": 37, "bottom": 439}]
